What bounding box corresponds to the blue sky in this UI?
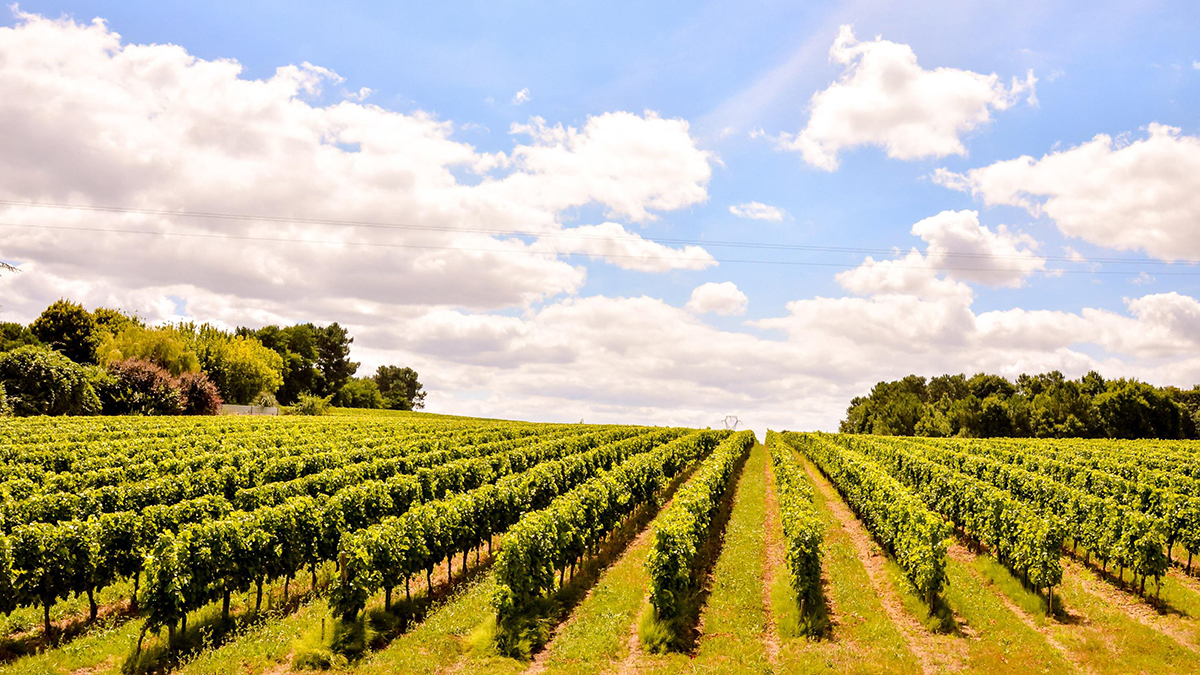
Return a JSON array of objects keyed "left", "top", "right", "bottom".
[{"left": 3, "top": 1, "right": 1200, "bottom": 429}]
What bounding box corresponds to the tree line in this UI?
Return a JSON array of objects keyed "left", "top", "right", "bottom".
[
  {"left": 841, "top": 371, "right": 1200, "bottom": 439},
  {"left": 0, "top": 299, "right": 425, "bottom": 416}
]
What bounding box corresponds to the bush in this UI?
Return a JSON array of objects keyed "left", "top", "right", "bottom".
[
  {"left": 103, "top": 358, "right": 182, "bottom": 415},
  {"left": 0, "top": 382, "right": 9, "bottom": 416},
  {"left": 253, "top": 391, "right": 279, "bottom": 408},
  {"left": 0, "top": 345, "right": 101, "bottom": 415},
  {"left": 289, "top": 393, "right": 333, "bottom": 416},
  {"left": 178, "top": 371, "right": 222, "bottom": 415}
]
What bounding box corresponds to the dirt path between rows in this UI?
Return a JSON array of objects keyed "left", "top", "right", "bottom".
[
  {"left": 1062, "top": 558, "right": 1199, "bottom": 653},
  {"left": 800, "top": 459, "right": 943, "bottom": 675},
  {"left": 946, "top": 543, "right": 1094, "bottom": 675},
  {"left": 760, "top": 454, "right": 782, "bottom": 668}
]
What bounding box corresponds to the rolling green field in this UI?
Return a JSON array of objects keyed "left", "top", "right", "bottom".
[{"left": 4, "top": 412, "right": 1200, "bottom": 675}]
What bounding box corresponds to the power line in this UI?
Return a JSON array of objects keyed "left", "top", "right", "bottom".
[
  {"left": 5, "top": 221, "right": 1200, "bottom": 276},
  {"left": 0, "top": 199, "right": 1194, "bottom": 268}
]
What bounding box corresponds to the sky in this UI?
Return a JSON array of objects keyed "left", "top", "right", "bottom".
[{"left": 1, "top": 1, "right": 1200, "bottom": 432}]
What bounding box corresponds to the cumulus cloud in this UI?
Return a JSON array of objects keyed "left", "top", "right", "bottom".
[
  {"left": 934, "top": 124, "right": 1200, "bottom": 260},
  {"left": 0, "top": 11, "right": 715, "bottom": 319},
  {"left": 835, "top": 210, "right": 1044, "bottom": 297},
  {"left": 729, "top": 201, "right": 786, "bottom": 221},
  {"left": 512, "top": 87, "right": 531, "bottom": 104},
  {"left": 505, "top": 112, "right": 712, "bottom": 222},
  {"left": 785, "top": 25, "right": 1036, "bottom": 170},
  {"left": 685, "top": 282, "right": 748, "bottom": 315}
]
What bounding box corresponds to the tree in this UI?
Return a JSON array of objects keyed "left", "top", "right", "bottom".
[
  {"left": 177, "top": 324, "right": 283, "bottom": 405},
  {"left": 97, "top": 325, "right": 200, "bottom": 376},
  {"left": 31, "top": 299, "right": 100, "bottom": 364},
  {"left": 240, "top": 324, "right": 320, "bottom": 404},
  {"left": 374, "top": 365, "right": 426, "bottom": 411},
  {"left": 0, "top": 345, "right": 101, "bottom": 415},
  {"left": 314, "top": 323, "right": 358, "bottom": 396},
  {"left": 334, "top": 376, "right": 384, "bottom": 409},
  {"left": 0, "top": 322, "right": 40, "bottom": 352},
  {"left": 92, "top": 307, "right": 142, "bottom": 338}
]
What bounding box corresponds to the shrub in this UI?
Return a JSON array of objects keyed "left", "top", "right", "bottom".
[
  {"left": 104, "top": 358, "right": 182, "bottom": 415},
  {"left": 253, "top": 391, "right": 279, "bottom": 408},
  {"left": 178, "top": 371, "right": 222, "bottom": 415},
  {"left": 0, "top": 382, "right": 9, "bottom": 416},
  {"left": 289, "top": 393, "right": 333, "bottom": 416},
  {"left": 0, "top": 345, "right": 101, "bottom": 415}
]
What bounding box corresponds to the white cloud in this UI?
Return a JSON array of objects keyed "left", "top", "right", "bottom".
[
  {"left": 0, "top": 11, "right": 714, "bottom": 318},
  {"left": 685, "top": 282, "right": 748, "bottom": 315},
  {"left": 729, "top": 201, "right": 786, "bottom": 221},
  {"left": 835, "top": 210, "right": 1044, "bottom": 297},
  {"left": 785, "top": 25, "right": 1036, "bottom": 170},
  {"left": 536, "top": 222, "right": 716, "bottom": 272},
  {"left": 505, "top": 112, "right": 712, "bottom": 223},
  {"left": 512, "top": 87, "right": 531, "bottom": 105},
  {"left": 934, "top": 124, "right": 1200, "bottom": 260}
]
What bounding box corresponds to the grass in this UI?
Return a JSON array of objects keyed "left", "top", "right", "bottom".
[
  {"left": 351, "top": 573, "right": 499, "bottom": 675},
  {"left": 1039, "top": 562, "right": 1200, "bottom": 675},
  {"left": 685, "top": 442, "right": 772, "bottom": 674},
  {"left": 935, "top": 553, "right": 1070, "bottom": 675}
]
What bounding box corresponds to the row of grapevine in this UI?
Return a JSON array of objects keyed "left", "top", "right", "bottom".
[
  {"left": 644, "top": 430, "right": 755, "bottom": 640},
  {"left": 834, "top": 435, "right": 1063, "bottom": 611},
  {"left": 902, "top": 437, "right": 1171, "bottom": 597},
  {"left": 490, "top": 429, "right": 727, "bottom": 646},
  {"left": 788, "top": 433, "right": 949, "bottom": 606},
  {"left": 926, "top": 437, "right": 1200, "bottom": 565},
  {"left": 765, "top": 432, "right": 822, "bottom": 616},
  {"left": 0, "top": 426, "right": 665, "bottom": 636},
  {"left": 2, "top": 425, "right": 588, "bottom": 528},
  {"left": 323, "top": 429, "right": 687, "bottom": 623}
]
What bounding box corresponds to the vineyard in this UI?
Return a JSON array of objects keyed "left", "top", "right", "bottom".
[{"left": 4, "top": 415, "right": 1200, "bottom": 675}]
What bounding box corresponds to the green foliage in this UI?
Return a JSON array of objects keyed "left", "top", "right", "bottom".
[
  {"left": 0, "top": 345, "right": 101, "bottom": 416},
  {"left": 374, "top": 365, "right": 426, "bottom": 411},
  {"left": 30, "top": 299, "right": 101, "bottom": 364},
  {"left": 643, "top": 430, "right": 754, "bottom": 650},
  {"left": 334, "top": 376, "right": 385, "bottom": 409},
  {"left": 843, "top": 369, "right": 1194, "bottom": 439},
  {"left": 97, "top": 324, "right": 200, "bottom": 376},
  {"left": 0, "top": 381, "right": 9, "bottom": 417},
  {"left": 0, "top": 321, "right": 41, "bottom": 353},
  {"left": 289, "top": 393, "right": 334, "bottom": 416}
]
